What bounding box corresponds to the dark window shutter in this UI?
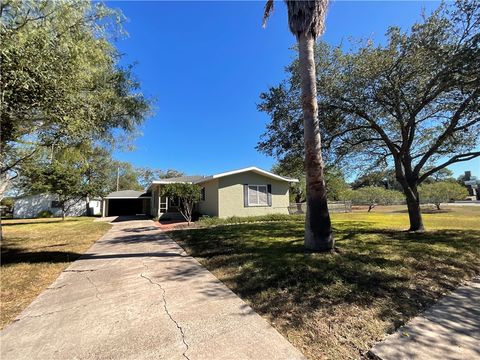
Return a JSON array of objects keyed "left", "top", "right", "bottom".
[
  {"left": 243, "top": 184, "right": 249, "bottom": 207},
  {"left": 267, "top": 184, "right": 272, "bottom": 206}
]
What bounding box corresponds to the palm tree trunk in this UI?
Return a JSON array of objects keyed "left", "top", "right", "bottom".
[{"left": 298, "top": 32, "right": 333, "bottom": 252}]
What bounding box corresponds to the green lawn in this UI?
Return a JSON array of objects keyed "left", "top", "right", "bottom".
[
  {"left": 168, "top": 206, "right": 480, "bottom": 359},
  {"left": 1, "top": 217, "right": 111, "bottom": 329}
]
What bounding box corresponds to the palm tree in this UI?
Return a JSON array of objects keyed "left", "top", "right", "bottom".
[{"left": 264, "top": 0, "right": 333, "bottom": 252}]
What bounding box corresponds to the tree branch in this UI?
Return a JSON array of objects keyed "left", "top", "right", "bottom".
[
  {"left": 418, "top": 151, "right": 480, "bottom": 183},
  {"left": 413, "top": 88, "right": 479, "bottom": 176},
  {"left": 332, "top": 102, "right": 401, "bottom": 155},
  {"left": 1, "top": 148, "right": 38, "bottom": 173}
]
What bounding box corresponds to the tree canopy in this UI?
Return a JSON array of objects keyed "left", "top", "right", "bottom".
[
  {"left": 345, "top": 186, "right": 404, "bottom": 212},
  {"left": 18, "top": 143, "right": 113, "bottom": 219},
  {"left": 136, "top": 168, "right": 184, "bottom": 189},
  {"left": 0, "top": 0, "right": 151, "bottom": 180},
  {"left": 419, "top": 181, "right": 468, "bottom": 210},
  {"left": 272, "top": 160, "right": 349, "bottom": 202},
  {"left": 258, "top": 0, "right": 480, "bottom": 230},
  {"left": 160, "top": 183, "right": 201, "bottom": 224}
]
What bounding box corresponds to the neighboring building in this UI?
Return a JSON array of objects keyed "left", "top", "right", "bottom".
[
  {"left": 13, "top": 194, "right": 102, "bottom": 219},
  {"left": 102, "top": 167, "right": 298, "bottom": 219},
  {"left": 463, "top": 171, "right": 480, "bottom": 200}
]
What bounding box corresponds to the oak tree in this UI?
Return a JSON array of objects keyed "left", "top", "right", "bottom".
[{"left": 259, "top": 1, "right": 480, "bottom": 231}]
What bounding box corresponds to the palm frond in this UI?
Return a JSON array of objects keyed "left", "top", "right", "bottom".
[
  {"left": 262, "top": 0, "right": 274, "bottom": 28},
  {"left": 286, "top": 0, "right": 329, "bottom": 38}
]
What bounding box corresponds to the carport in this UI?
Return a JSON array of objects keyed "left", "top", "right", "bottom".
[{"left": 103, "top": 190, "right": 151, "bottom": 217}]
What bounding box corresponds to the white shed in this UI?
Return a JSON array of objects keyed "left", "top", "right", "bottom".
[{"left": 13, "top": 194, "right": 102, "bottom": 219}]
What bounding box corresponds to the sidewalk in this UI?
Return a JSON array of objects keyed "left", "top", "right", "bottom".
[{"left": 370, "top": 277, "right": 480, "bottom": 360}]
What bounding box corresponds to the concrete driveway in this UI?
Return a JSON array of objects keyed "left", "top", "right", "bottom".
[{"left": 1, "top": 219, "right": 304, "bottom": 360}]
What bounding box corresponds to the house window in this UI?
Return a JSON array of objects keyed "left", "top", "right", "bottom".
[
  {"left": 200, "top": 187, "right": 206, "bottom": 201},
  {"left": 51, "top": 201, "right": 61, "bottom": 208},
  {"left": 248, "top": 185, "right": 268, "bottom": 206}
]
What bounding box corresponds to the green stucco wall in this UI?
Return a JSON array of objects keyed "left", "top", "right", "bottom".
[
  {"left": 217, "top": 172, "right": 290, "bottom": 218},
  {"left": 197, "top": 179, "right": 219, "bottom": 217}
]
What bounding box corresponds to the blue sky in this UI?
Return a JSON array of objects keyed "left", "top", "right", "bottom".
[{"left": 110, "top": 0, "right": 479, "bottom": 179}]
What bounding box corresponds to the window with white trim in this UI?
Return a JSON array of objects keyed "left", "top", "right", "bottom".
[{"left": 248, "top": 185, "right": 268, "bottom": 206}]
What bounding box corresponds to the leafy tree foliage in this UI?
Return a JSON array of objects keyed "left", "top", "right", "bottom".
[
  {"left": 0, "top": 0, "right": 150, "bottom": 188},
  {"left": 106, "top": 165, "right": 184, "bottom": 192},
  {"left": 0, "top": 197, "right": 14, "bottom": 212},
  {"left": 136, "top": 168, "right": 184, "bottom": 189},
  {"left": 345, "top": 186, "right": 404, "bottom": 212},
  {"left": 419, "top": 181, "right": 468, "bottom": 210},
  {"left": 160, "top": 183, "right": 201, "bottom": 224},
  {"left": 21, "top": 156, "right": 86, "bottom": 220},
  {"left": 351, "top": 170, "right": 401, "bottom": 191},
  {"left": 352, "top": 167, "right": 455, "bottom": 190},
  {"left": 273, "top": 159, "right": 349, "bottom": 202},
  {"left": 425, "top": 168, "right": 455, "bottom": 183},
  {"left": 19, "top": 144, "right": 114, "bottom": 219},
  {"left": 258, "top": 1, "right": 480, "bottom": 230},
  {"left": 109, "top": 162, "right": 144, "bottom": 192}
]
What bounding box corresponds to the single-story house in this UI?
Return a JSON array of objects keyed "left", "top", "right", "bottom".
[
  {"left": 102, "top": 167, "right": 298, "bottom": 219},
  {"left": 151, "top": 167, "right": 298, "bottom": 219},
  {"left": 13, "top": 194, "right": 102, "bottom": 219},
  {"left": 103, "top": 167, "right": 298, "bottom": 219}
]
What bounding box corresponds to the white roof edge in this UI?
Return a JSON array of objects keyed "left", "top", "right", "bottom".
[
  {"left": 147, "top": 167, "right": 299, "bottom": 189},
  {"left": 105, "top": 196, "right": 151, "bottom": 199},
  {"left": 150, "top": 180, "right": 192, "bottom": 185},
  {"left": 146, "top": 180, "right": 192, "bottom": 191},
  {"left": 200, "top": 167, "right": 299, "bottom": 183}
]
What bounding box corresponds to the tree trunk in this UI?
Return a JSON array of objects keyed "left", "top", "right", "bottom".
[
  {"left": 404, "top": 184, "right": 425, "bottom": 231},
  {"left": 298, "top": 33, "right": 333, "bottom": 252},
  {"left": 0, "top": 176, "right": 9, "bottom": 242}
]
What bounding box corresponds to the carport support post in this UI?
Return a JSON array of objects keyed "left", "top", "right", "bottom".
[{"left": 102, "top": 199, "right": 107, "bottom": 217}]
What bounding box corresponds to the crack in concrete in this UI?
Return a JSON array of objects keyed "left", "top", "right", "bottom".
[
  {"left": 141, "top": 261, "right": 190, "bottom": 360},
  {"left": 64, "top": 269, "right": 97, "bottom": 273},
  {"left": 16, "top": 303, "right": 93, "bottom": 321},
  {"left": 46, "top": 284, "right": 67, "bottom": 290},
  {"left": 85, "top": 275, "right": 102, "bottom": 301}
]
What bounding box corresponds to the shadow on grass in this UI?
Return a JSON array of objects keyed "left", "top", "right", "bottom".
[
  {"left": 167, "top": 221, "right": 480, "bottom": 330},
  {"left": 391, "top": 208, "right": 453, "bottom": 214},
  {"left": 1, "top": 218, "right": 80, "bottom": 226},
  {"left": 1, "top": 247, "right": 82, "bottom": 265}
]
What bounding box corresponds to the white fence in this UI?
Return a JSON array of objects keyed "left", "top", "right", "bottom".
[{"left": 288, "top": 201, "right": 352, "bottom": 215}]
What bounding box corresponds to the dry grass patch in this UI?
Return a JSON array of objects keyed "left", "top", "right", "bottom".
[
  {"left": 1, "top": 217, "right": 111, "bottom": 329},
  {"left": 168, "top": 206, "right": 480, "bottom": 359}
]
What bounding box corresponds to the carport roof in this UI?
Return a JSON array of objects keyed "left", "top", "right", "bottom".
[{"left": 105, "top": 190, "right": 151, "bottom": 199}]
